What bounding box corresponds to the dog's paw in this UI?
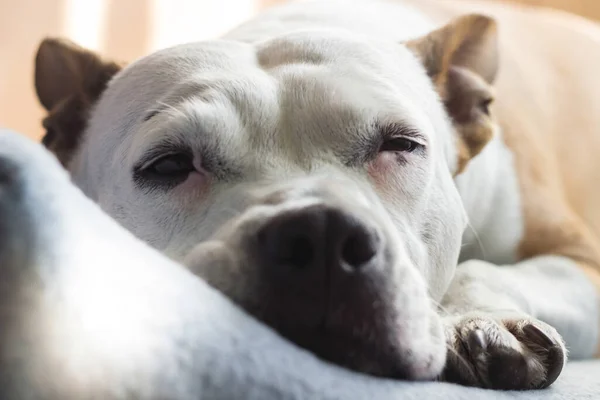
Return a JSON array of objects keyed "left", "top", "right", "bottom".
[{"left": 441, "top": 313, "right": 566, "bottom": 390}]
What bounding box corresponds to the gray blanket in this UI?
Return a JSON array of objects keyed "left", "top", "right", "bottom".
[
  {"left": 0, "top": 129, "right": 598, "bottom": 399},
  {"left": 194, "top": 304, "right": 600, "bottom": 399}
]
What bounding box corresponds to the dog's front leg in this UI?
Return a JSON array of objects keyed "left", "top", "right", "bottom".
[
  {"left": 439, "top": 256, "right": 599, "bottom": 389},
  {"left": 0, "top": 131, "right": 239, "bottom": 398}
]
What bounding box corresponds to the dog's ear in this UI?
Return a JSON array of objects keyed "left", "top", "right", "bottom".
[
  {"left": 406, "top": 14, "right": 498, "bottom": 174},
  {"left": 35, "top": 38, "right": 122, "bottom": 166}
]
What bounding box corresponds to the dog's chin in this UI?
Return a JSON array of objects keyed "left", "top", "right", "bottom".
[{"left": 268, "top": 309, "right": 447, "bottom": 381}]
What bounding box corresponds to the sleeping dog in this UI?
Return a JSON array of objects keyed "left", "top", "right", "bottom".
[{"left": 31, "top": 0, "right": 600, "bottom": 391}]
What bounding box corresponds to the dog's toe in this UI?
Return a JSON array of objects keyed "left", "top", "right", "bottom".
[
  {"left": 514, "top": 323, "right": 565, "bottom": 388},
  {"left": 485, "top": 344, "right": 529, "bottom": 390},
  {"left": 442, "top": 313, "right": 567, "bottom": 390}
]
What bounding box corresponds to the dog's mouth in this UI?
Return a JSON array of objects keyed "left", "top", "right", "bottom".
[
  {"left": 187, "top": 239, "right": 444, "bottom": 381},
  {"left": 266, "top": 301, "right": 414, "bottom": 379},
  {"left": 244, "top": 251, "right": 443, "bottom": 380}
]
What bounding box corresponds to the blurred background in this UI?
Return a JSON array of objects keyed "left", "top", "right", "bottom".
[{"left": 1, "top": 0, "right": 599, "bottom": 140}]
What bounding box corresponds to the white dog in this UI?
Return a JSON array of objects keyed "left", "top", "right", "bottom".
[{"left": 31, "top": 0, "right": 600, "bottom": 391}]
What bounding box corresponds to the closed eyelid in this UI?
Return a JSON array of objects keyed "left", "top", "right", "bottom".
[
  {"left": 348, "top": 121, "right": 427, "bottom": 164},
  {"left": 376, "top": 122, "right": 427, "bottom": 145},
  {"left": 132, "top": 141, "right": 242, "bottom": 183},
  {"left": 133, "top": 141, "right": 192, "bottom": 172}
]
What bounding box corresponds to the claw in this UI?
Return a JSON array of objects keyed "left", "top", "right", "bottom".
[
  {"left": 523, "top": 325, "right": 565, "bottom": 388},
  {"left": 522, "top": 324, "right": 555, "bottom": 348},
  {"left": 543, "top": 345, "right": 565, "bottom": 388},
  {"left": 468, "top": 329, "right": 487, "bottom": 353}
]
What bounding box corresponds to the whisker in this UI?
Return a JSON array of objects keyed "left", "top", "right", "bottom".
[
  {"left": 466, "top": 221, "right": 487, "bottom": 260},
  {"left": 431, "top": 298, "right": 454, "bottom": 318}
]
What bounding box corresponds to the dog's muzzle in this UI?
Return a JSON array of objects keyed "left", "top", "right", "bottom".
[{"left": 184, "top": 176, "right": 445, "bottom": 380}]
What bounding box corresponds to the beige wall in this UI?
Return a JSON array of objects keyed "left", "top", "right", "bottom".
[
  {"left": 0, "top": 0, "right": 283, "bottom": 140},
  {"left": 511, "top": 0, "right": 600, "bottom": 20},
  {"left": 0, "top": 0, "right": 598, "bottom": 141}
]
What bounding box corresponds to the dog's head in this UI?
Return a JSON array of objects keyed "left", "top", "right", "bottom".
[{"left": 34, "top": 14, "right": 497, "bottom": 380}]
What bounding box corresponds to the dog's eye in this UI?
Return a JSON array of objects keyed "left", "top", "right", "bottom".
[
  {"left": 145, "top": 154, "right": 195, "bottom": 178},
  {"left": 379, "top": 137, "right": 422, "bottom": 153},
  {"left": 133, "top": 152, "right": 200, "bottom": 190}
]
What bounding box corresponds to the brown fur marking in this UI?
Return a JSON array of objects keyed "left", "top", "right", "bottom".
[
  {"left": 406, "top": 14, "right": 498, "bottom": 174},
  {"left": 34, "top": 38, "right": 122, "bottom": 166}
]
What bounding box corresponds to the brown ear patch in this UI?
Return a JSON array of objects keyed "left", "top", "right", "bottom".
[
  {"left": 406, "top": 14, "right": 498, "bottom": 88},
  {"left": 446, "top": 66, "right": 496, "bottom": 174},
  {"left": 34, "top": 38, "right": 122, "bottom": 166},
  {"left": 406, "top": 14, "right": 499, "bottom": 174}
]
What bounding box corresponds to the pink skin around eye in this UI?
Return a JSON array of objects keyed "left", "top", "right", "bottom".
[
  {"left": 368, "top": 151, "right": 398, "bottom": 186},
  {"left": 187, "top": 171, "right": 208, "bottom": 185},
  {"left": 176, "top": 173, "right": 211, "bottom": 200},
  {"left": 174, "top": 158, "right": 211, "bottom": 197}
]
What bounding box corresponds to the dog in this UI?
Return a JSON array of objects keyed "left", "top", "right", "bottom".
[{"left": 31, "top": 0, "right": 600, "bottom": 391}]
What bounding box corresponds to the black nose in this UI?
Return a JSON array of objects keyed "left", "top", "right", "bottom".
[{"left": 258, "top": 206, "right": 380, "bottom": 272}]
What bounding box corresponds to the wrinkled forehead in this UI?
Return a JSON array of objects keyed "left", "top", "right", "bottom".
[
  {"left": 255, "top": 29, "right": 449, "bottom": 136},
  {"left": 83, "top": 32, "right": 455, "bottom": 180}
]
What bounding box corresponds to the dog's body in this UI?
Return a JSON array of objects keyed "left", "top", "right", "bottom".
[
  {"left": 409, "top": 0, "right": 600, "bottom": 352},
  {"left": 31, "top": 0, "right": 600, "bottom": 391}
]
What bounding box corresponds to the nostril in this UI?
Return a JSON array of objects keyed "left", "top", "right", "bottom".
[
  {"left": 341, "top": 227, "right": 378, "bottom": 270},
  {"left": 277, "top": 233, "right": 314, "bottom": 269}
]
